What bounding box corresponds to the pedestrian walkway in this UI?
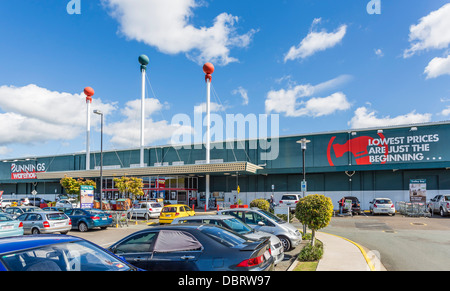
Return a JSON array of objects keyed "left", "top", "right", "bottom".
[{"left": 315, "top": 232, "right": 381, "bottom": 271}]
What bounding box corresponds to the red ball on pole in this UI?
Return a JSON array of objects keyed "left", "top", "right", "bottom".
[
  {"left": 84, "top": 87, "right": 94, "bottom": 103},
  {"left": 203, "top": 63, "right": 214, "bottom": 75},
  {"left": 84, "top": 87, "right": 95, "bottom": 97}
]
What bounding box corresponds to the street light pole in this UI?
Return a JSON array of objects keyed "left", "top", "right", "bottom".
[
  {"left": 297, "top": 138, "right": 310, "bottom": 236},
  {"left": 94, "top": 110, "right": 103, "bottom": 210}
]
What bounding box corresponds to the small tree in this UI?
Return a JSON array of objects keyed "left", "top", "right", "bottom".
[
  {"left": 250, "top": 198, "right": 270, "bottom": 211},
  {"left": 60, "top": 175, "right": 96, "bottom": 202},
  {"left": 113, "top": 176, "right": 144, "bottom": 200},
  {"left": 295, "top": 194, "right": 333, "bottom": 246}
]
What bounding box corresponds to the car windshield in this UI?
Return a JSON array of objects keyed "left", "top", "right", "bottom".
[
  {"left": 150, "top": 203, "right": 162, "bottom": 208},
  {"left": 0, "top": 240, "right": 134, "bottom": 271},
  {"left": 162, "top": 207, "right": 177, "bottom": 213},
  {"left": 0, "top": 214, "right": 12, "bottom": 222},
  {"left": 86, "top": 210, "right": 105, "bottom": 215},
  {"left": 46, "top": 213, "right": 68, "bottom": 221},
  {"left": 375, "top": 199, "right": 392, "bottom": 204},
  {"left": 256, "top": 209, "right": 285, "bottom": 224},
  {"left": 24, "top": 208, "right": 43, "bottom": 213},
  {"left": 281, "top": 195, "right": 298, "bottom": 200},
  {"left": 221, "top": 218, "right": 253, "bottom": 234},
  {"left": 200, "top": 226, "right": 248, "bottom": 247}
]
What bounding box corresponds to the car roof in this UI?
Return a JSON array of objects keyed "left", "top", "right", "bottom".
[
  {"left": 163, "top": 204, "right": 188, "bottom": 207},
  {"left": 174, "top": 214, "right": 234, "bottom": 221},
  {"left": 0, "top": 235, "right": 82, "bottom": 254}
]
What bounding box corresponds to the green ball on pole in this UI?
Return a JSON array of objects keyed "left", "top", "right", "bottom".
[{"left": 139, "top": 54, "right": 149, "bottom": 71}]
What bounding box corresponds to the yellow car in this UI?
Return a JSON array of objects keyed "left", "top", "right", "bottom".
[{"left": 159, "top": 204, "right": 195, "bottom": 224}]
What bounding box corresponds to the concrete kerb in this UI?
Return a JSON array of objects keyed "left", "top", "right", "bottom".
[{"left": 287, "top": 231, "right": 377, "bottom": 271}]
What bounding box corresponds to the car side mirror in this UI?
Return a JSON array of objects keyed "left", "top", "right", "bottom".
[{"left": 258, "top": 221, "right": 265, "bottom": 226}]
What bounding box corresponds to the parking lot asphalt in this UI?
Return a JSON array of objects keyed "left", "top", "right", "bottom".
[
  {"left": 69, "top": 209, "right": 377, "bottom": 271},
  {"left": 321, "top": 212, "right": 450, "bottom": 271}
]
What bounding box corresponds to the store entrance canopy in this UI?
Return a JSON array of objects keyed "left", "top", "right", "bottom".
[{"left": 36, "top": 162, "right": 263, "bottom": 180}]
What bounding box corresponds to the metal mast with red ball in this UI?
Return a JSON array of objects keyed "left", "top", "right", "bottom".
[
  {"left": 203, "top": 62, "right": 214, "bottom": 210},
  {"left": 84, "top": 87, "right": 95, "bottom": 170}
]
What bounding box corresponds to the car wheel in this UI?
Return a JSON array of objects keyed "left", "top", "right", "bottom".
[
  {"left": 32, "top": 228, "right": 40, "bottom": 235},
  {"left": 144, "top": 213, "right": 150, "bottom": 220},
  {"left": 440, "top": 208, "right": 446, "bottom": 217},
  {"left": 278, "top": 236, "right": 291, "bottom": 252},
  {"left": 78, "top": 222, "right": 88, "bottom": 232}
]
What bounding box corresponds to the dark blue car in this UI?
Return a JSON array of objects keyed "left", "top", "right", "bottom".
[
  {"left": 0, "top": 235, "right": 139, "bottom": 271},
  {"left": 65, "top": 208, "right": 113, "bottom": 232}
]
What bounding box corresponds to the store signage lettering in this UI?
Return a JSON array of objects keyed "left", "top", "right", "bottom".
[
  {"left": 10, "top": 163, "right": 46, "bottom": 180},
  {"left": 327, "top": 133, "right": 441, "bottom": 166}
]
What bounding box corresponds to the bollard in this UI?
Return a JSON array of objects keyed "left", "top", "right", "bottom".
[
  {"left": 217, "top": 204, "right": 219, "bottom": 211},
  {"left": 204, "top": 204, "right": 207, "bottom": 212}
]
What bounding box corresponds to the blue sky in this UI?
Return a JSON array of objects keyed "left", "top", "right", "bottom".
[{"left": 0, "top": 0, "right": 450, "bottom": 159}]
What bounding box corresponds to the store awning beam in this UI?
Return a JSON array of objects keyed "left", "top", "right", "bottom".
[{"left": 36, "top": 162, "right": 263, "bottom": 180}]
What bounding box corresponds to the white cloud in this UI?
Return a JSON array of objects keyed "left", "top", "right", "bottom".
[
  {"left": 105, "top": 97, "right": 191, "bottom": 148},
  {"left": 103, "top": 0, "right": 256, "bottom": 65},
  {"left": 348, "top": 107, "right": 432, "bottom": 129},
  {"left": 193, "top": 102, "right": 227, "bottom": 113},
  {"left": 404, "top": 3, "right": 450, "bottom": 58},
  {"left": 424, "top": 54, "right": 450, "bottom": 79},
  {"left": 374, "top": 48, "right": 384, "bottom": 57},
  {"left": 0, "top": 84, "right": 115, "bottom": 146},
  {"left": 284, "top": 19, "right": 347, "bottom": 62},
  {"left": 232, "top": 86, "right": 249, "bottom": 105},
  {"left": 265, "top": 76, "right": 352, "bottom": 117}
]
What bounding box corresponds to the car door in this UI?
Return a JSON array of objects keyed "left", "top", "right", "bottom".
[
  {"left": 111, "top": 231, "right": 158, "bottom": 270},
  {"left": 149, "top": 230, "right": 203, "bottom": 271},
  {"left": 251, "top": 212, "right": 276, "bottom": 234},
  {"left": 70, "top": 209, "right": 85, "bottom": 228},
  {"left": 432, "top": 195, "right": 442, "bottom": 213}
]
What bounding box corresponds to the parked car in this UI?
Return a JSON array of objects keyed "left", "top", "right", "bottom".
[
  {"left": 369, "top": 198, "right": 396, "bottom": 215},
  {"left": 65, "top": 208, "right": 113, "bottom": 232},
  {"left": 171, "top": 214, "right": 284, "bottom": 265},
  {"left": 127, "top": 202, "right": 163, "bottom": 220},
  {"left": 218, "top": 207, "right": 302, "bottom": 252},
  {"left": 278, "top": 194, "right": 301, "bottom": 212},
  {"left": 339, "top": 196, "right": 362, "bottom": 215},
  {"left": 42, "top": 206, "right": 73, "bottom": 213},
  {"left": 4, "top": 206, "right": 43, "bottom": 219},
  {"left": 0, "top": 213, "right": 23, "bottom": 238},
  {"left": 427, "top": 195, "right": 450, "bottom": 217},
  {"left": 159, "top": 204, "right": 195, "bottom": 224},
  {"left": 27, "top": 197, "right": 44, "bottom": 207},
  {"left": 108, "top": 224, "right": 274, "bottom": 271},
  {"left": 17, "top": 211, "right": 71, "bottom": 235},
  {"left": 0, "top": 235, "right": 140, "bottom": 271},
  {"left": 56, "top": 199, "right": 78, "bottom": 209},
  {"left": 0, "top": 199, "right": 19, "bottom": 209}
]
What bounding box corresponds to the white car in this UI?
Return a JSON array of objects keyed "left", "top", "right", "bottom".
[
  {"left": 369, "top": 198, "right": 396, "bottom": 215},
  {"left": 278, "top": 194, "right": 301, "bottom": 212},
  {"left": 56, "top": 199, "right": 78, "bottom": 209},
  {"left": 127, "top": 202, "right": 163, "bottom": 220}
]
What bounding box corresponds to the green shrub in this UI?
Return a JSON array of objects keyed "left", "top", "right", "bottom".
[
  {"left": 250, "top": 198, "right": 270, "bottom": 211},
  {"left": 298, "top": 240, "right": 323, "bottom": 262}
]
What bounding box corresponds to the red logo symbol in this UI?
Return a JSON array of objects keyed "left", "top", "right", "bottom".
[{"left": 327, "top": 133, "right": 388, "bottom": 166}]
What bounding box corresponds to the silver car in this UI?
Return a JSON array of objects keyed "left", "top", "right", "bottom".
[
  {"left": 171, "top": 214, "right": 285, "bottom": 265},
  {"left": 218, "top": 208, "right": 302, "bottom": 252},
  {"left": 17, "top": 211, "right": 71, "bottom": 235}
]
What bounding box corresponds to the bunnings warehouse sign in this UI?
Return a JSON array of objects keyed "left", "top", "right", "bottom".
[
  {"left": 10, "top": 162, "right": 46, "bottom": 180},
  {"left": 325, "top": 126, "right": 447, "bottom": 167}
]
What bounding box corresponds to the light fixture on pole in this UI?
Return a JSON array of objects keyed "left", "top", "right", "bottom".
[
  {"left": 139, "top": 54, "right": 149, "bottom": 167},
  {"left": 93, "top": 109, "right": 103, "bottom": 210},
  {"left": 297, "top": 138, "right": 310, "bottom": 236},
  {"left": 84, "top": 87, "right": 95, "bottom": 170},
  {"left": 203, "top": 62, "right": 214, "bottom": 210}
]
